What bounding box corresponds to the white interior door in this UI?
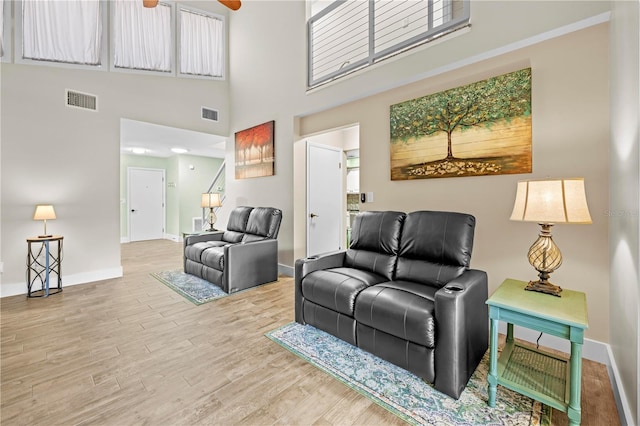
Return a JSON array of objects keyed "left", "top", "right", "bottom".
[
  {"left": 307, "top": 142, "right": 343, "bottom": 257},
  {"left": 128, "top": 167, "right": 165, "bottom": 242}
]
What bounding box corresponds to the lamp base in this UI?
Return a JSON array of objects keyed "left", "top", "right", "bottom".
[{"left": 524, "top": 280, "right": 563, "bottom": 297}]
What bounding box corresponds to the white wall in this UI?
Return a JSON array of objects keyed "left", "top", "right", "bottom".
[
  {"left": 0, "top": 64, "right": 229, "bottom": 294},
  {"left": 609, "top": 1, "right": 640, "bottom": 423}
]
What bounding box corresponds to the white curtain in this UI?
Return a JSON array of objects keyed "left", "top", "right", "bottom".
[
  {"left": 180, "top": 9, "right": 223, "bottom": 77},
  {"left": 22, "top": 0, "right": 102, "bottom": 65},
  {"left": 113, "top": 0, "right": 171, "bottom": 72}
]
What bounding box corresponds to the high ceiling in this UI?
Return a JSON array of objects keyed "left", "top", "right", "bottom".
[{"left": 120, "top": 118, "right": 226, "bottom": 159}]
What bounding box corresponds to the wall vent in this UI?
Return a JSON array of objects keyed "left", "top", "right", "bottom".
[
  {"left": 66, "top": 89, "right": 97, "bottom": 111},
  {"left": 201, "top": 107, "right": 219, "bottom": 122},
  {"left": 192, "top": 217, "right": 204, "bottom": 232}
]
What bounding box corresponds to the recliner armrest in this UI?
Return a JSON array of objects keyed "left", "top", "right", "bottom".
[
  {"left": 433, "top": 269, "right": 488, "bottom": 399},
  {"left": 224, "top": 239, "right": 278, "bottom": 293},
  {"left": 184, "top": 231, "right": 224, "bottom": 247},
  {"left": 294, "top": 251, "right": 346, "bottom": 324}
]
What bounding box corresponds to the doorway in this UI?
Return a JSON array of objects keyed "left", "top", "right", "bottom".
[
  {"left": 128, "top": 167, "right": 165, "bottom": 242},
  {"left": 303, "top": 124, "right": 360, "bottom": 257},
  {"left": 307, "top": 142, "right": 343, "bottom": 256}
]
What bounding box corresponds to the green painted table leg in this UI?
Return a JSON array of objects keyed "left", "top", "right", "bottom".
[
  {"left": 506, "top": 322, "right": 514, "bottom": 343},
  {"left": 567, "top": 340, "right": 583, "bottom": 426},
  {"left": 488, "top": 317, "right": 499, "bottom": 407}
]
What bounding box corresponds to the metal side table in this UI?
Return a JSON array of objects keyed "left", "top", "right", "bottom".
[{"left": 26, "top": 235, "right": 64, "bottom": 297}]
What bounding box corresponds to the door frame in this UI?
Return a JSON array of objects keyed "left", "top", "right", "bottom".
[
  {"left": 306, "top": 141, "right": 345, "bottom": 257},
  {"left": 127, "top": 167, "right": 166, "bottom": 242}
]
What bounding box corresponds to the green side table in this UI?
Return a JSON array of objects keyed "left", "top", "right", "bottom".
[{"left": 486, "top": 279, "right": 588, "bottom": 426}]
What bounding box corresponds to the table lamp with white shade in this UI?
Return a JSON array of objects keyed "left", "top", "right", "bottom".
[
  {"left": 33, "top": 205, "right": 57, "bottom": 238},
  {"left": 201, "top": 193, "right": 222, "bottom": 231},
  {"left": 510, "top": 178, "right": 592, "bottom": 296}
]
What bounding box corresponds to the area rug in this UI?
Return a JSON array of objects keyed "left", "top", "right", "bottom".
[
  {"left": 151, "top": 270, "right": 228, "bottom": 305},
  {"left": 266, "top": 322, "right": 551, "bottom": 426}
]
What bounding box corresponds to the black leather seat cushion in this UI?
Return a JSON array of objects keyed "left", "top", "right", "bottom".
[
  {"left": 301, "top": 267, "right": 388, "bottom": 316},
  {"left": 354, "top": 281, "right": 437, "bottom": 348},
  {"left": 184, "top": 240, "right": 227, "bottom": 262},
  {"left": 201, "top": 247, "right": 225, "bottom": 271}
]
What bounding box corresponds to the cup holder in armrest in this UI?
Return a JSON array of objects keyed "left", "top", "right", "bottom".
[
  {"left": 444, "top": 285, "right": 464, "bottom": 294},
  {"left": 306, "top": 256, "right": 319, "bottom": 260}
]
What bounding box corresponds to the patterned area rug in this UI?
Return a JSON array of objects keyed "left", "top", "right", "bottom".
[
  {"left": 151, "top": 270, "right": 228, "bottom": 305},
  {"left": 266, "top": 322, "right": 551, "bottom": 426}
]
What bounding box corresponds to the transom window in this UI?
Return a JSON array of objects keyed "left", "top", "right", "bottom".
[
  {"left": 307, "top": 0, "right": 470, "bottom": 88},
  {"left": 7, "top": 0, "right": 224, "bottom": 80}
]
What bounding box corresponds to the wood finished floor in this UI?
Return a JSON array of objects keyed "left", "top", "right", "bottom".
[{"left": 1, "top": 240, "right": 619, "bottom": 425}]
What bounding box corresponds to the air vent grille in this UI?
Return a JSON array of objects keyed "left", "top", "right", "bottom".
[
  {"left": 66, "top": 89, "right": 97, "bottom": 111},
  {"left": 202, "top": 107, "right": 219, "bottom": 122}
]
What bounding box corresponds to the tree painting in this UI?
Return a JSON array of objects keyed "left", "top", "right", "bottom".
[
  {"left": 390, "top": 68, "right": 532, "bottom": 180},
  {"left": 235, "top": 120, "right": 275, "bottom": 179}
]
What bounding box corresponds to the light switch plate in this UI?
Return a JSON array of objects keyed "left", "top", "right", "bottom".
[{"left": 367, "top": 192, "right": 374, "bottom": 202}]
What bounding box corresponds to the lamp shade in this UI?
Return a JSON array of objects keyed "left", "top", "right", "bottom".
[
  {"left": 33, "top": 205, "right": 56, "bottom": 221},
  {"left": 510, "top": 178, "right": 592, "bottom": 224},
  {"left": 201, "top": 193, "right": 222, "bottom": 208}
]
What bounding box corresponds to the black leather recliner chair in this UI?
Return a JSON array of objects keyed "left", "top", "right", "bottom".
[
  {"left": 184, "top": 206, "right": 282, "bottom": 294},
  {"left": 295, "top": 210, "right": 488, "bottom": 399}
]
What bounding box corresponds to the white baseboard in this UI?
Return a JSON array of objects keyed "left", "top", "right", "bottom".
[
  {"left": 279, "top": 263, "right": 294, "bottom": 277},
  {"left": 0, "top": 267, "right": 123, "bottom": 298},
  {"left": 165, "top": 234, "right": 180, "bottom": 242},
  {"left": 120, "top": 236, "right": 181, "bottom": 244},
  {"left": 606, "top": 345, "right": 635, "bottom": 426}
]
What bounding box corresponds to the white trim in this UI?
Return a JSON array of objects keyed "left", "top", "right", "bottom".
[
  {"left": 121, "top": 237, "right": 130, "bottom": 243},
  {"left": 164, "top": 233, "right": 180, "bottom": 242},
  {"left": 606, "top": 344, "right": 635, "bottom": 426},
  {"left": 278, "top": 263, "right": 294, "bottom": 277},
  {"left": 0, "top": 266, "right": 123, "bottom": 298}
]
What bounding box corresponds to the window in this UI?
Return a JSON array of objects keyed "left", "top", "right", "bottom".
[
  {"left": 308, "top": 0, "right": 470, "bottom": 88},
  {"left": 112, "top": 0, "right": 173, "bottom": 73},
  {"left": 179, "top": 8, "right": 224, "bottom": 78},
  {"left": 19, "top": 0, "right": 103, "bottom": 65}
]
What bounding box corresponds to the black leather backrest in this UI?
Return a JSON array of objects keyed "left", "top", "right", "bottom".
[
  {"left": 242, "top": 207, "right": 283, "bottom": 243},
  {"left": 396, "top": 211, "right": 475, "bottom": 287},
  {"left": 223, "top": 206, "right": 253, "bottom": 243},
  {"left": 345, "top": 211, "right": 405, "bottom": 280}
]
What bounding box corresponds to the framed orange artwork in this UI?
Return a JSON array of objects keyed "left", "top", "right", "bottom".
[{"left": 235, "top": 120, "right": 275, "bottom": 179}]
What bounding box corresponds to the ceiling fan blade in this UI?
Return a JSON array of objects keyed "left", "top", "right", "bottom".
[
  {"left": 143, "top": 0, "right": 159, "bottom": 7},
  {"left": 218, "top": 0, "right": 242, "bottom": 11}
]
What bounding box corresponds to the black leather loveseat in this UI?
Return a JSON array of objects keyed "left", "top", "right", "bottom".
[
  {"left": 184, "top": 206, "right": 282, "bottom": 294},
  {"left": 294, "top": 210, "right": 488, "bottom": 399}
]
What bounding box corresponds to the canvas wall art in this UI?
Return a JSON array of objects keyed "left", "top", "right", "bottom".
[
  {"left": 235, "top": 120, "right": 275, "bottom": 179},
  {"left": 390, "top": 68, "right": 532, "bottom": 180}
]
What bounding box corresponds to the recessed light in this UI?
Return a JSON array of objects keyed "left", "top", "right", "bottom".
[
  {"left": 131, "top": 147, "right": 147, "bottom": 154},
  {"left": 171, "top": 147, "right": 189, "bottom": 154}
]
